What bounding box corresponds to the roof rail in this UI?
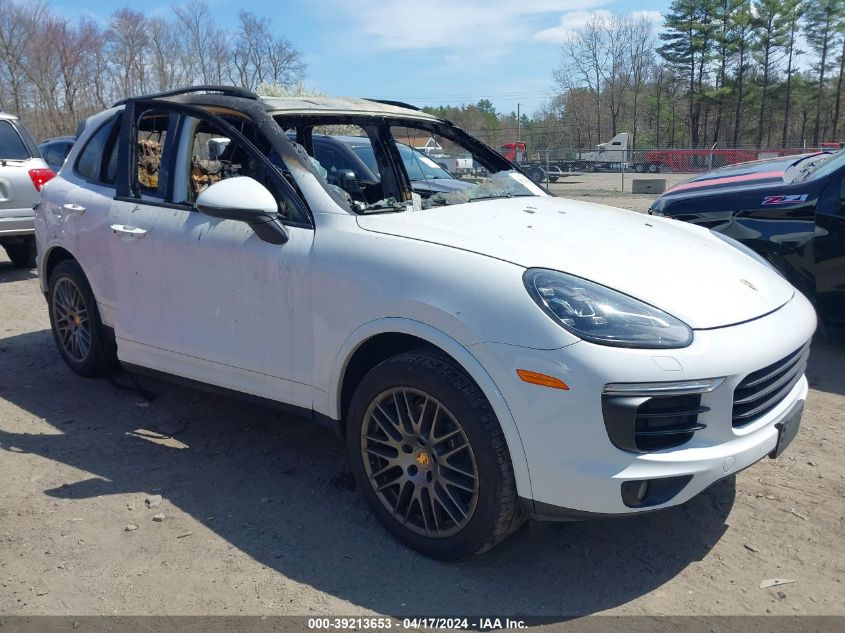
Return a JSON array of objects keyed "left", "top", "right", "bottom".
[
  {"left": 112, "top": 85, "right": 259, "bottom": 107},
  {"left": 364, "top": 98, "right": 422, "bottom": 112}
]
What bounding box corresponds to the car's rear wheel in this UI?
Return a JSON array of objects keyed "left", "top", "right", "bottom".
[
  {"left": 3, "top": 238, "right": 36, "bottom": 269},
  {"left": 346, "top": 350, "right": 522, "bottom": 559},
  {"left": 527, "top": 167, "right": 545, "bottom": 183},
  {"left": 47, "top": 260, "right": 115, "bottom": 376}
]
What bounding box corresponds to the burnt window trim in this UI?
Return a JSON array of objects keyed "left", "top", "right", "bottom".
[
  {"left": 121, "top": 99, "right": 313, "bottom": 229},
  {"left": 132, "top": 107, "right": 179, "bottom": 201},
  {"left": 73, "top": 113, "right": 123, "bottom": 188}
]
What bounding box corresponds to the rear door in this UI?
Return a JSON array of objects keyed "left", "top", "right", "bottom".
[
  {"left": 108, "top": 102, "right": 316, "bottom": 408},
  {"left": 41, "top": 113, "right": 124, "bottom": 323}
]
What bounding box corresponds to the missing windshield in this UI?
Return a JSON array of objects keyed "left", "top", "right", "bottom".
[
  {"left": 273, "top": 115, "right": 542, "bottom": 214},
  {"left": 389, "top": 125, "right": 541, "bottom": 209}
]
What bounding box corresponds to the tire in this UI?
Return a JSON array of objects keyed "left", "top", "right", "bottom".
[
  {"left": 528, "top": 167, "right": 545, "bottom": 183},
  {"left": 634, "top": 163, "right": 645, "bottom": 173},
  {"left": 346, "top": 349, "right": 522, "bottom": 560},
  {"left": 3, "top": 237, "right": 36, "bottom": 269},
  {"left": 648, "top": 163, "right": 659, "bottom": 173},
  {"left": 47, "top": 259, "right": 117, "bottom": 376}
]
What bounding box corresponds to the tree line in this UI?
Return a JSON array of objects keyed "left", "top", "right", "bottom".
[
  {"left": 423, "top": 1, "right": 845, "bottom": 154},
  {"left": 0, "top": 0, "right": 305, "bottom": 141},
  {"left": 551, "top": 0, "right": 845, "bottom": 150}
]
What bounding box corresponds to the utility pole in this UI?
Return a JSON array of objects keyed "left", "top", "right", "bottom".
[{"left": 517, "top": 102, "right": 521, "bottom": 143}]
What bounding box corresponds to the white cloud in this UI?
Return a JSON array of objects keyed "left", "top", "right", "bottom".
[
  {"left": 630, "top": 10, "right": 663, "bottom": 25},
  {"left": 322, "top": 0, "right": 610, "bottom": 51},
  {"left": 533, "top": 9, "right": 612, "bottom": 43},
  {"left": 533, "top": 7, "right": 664, "bottom": 43}
]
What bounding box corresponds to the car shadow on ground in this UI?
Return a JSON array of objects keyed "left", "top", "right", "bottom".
[
  {"left": 0, "top": 328, "right": 737, "bottom": 618},
  {"left": 0, "top": 261, "right": 37, "bottom": 283},
  {"left": 806, "top": 330, "right": 845, "bottom": 398}
]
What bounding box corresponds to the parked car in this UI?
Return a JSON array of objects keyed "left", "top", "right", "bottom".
[
  {"left": 291, "top": 133, "right": 473, "bottom": 198},
  {"left": 649, "top": 152, "right": 845, "bottom": 326},
  {"left": 38, "top": 135, "right": 75, "bottom": 172},
  {"left": 36, "top": 86, "right": 816, "bottom": 559},
  {"left": 0, "top": 112, "right": 55, "bottom": 268}
]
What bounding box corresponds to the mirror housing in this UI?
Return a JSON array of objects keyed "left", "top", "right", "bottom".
[
  {"left": 336, "top": 170, "right": 363, "bottom": 195},
  {"left": 196, "top": 176, "right": 288, "bottom": 245}
]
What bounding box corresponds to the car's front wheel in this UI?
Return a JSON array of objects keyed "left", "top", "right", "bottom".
[
  {"left": 47, "top": 260, "right": 116, "bottom": 376},
  {"left": 347, "top": 350, "right": 522, "bottom": 559}
]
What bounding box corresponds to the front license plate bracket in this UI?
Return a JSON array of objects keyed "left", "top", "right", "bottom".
[{"left": 769, "top": 401, "right": 804, "bottom": 459}]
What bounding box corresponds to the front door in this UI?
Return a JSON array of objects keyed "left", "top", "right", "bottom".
[{"left": 108, "top": 104, "right": 315, "bottom": 408}]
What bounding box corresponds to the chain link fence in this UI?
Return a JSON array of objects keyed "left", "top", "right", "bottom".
[{"left": 502, "top": 143, "right": 839, "bottom": 185}]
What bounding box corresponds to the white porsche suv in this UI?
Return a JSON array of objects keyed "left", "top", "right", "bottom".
[{"left": 36, "top": 86, "right": 816, "bottom": 559}]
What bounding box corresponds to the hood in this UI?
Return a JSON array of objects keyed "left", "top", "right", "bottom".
[
  {"left": 663, "top": 153, "right": 821, "bottom": 197},
  {"left": 357, "top": 197, "right": 796, "bottom": 329}
]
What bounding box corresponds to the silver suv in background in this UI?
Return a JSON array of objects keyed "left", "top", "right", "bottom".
[{"left": 0, "top": 112, "right": 55, "bottom": 268}]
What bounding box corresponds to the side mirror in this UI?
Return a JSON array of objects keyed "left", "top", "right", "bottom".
[
  {"left": 337, "top": 170, "right": 363, "bottom": 194},
  {"left": 196, "top": 176, "right": 289, "bottom": 245}
]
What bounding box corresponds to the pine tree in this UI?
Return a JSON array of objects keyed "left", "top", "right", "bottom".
[
  {"left": 803, "top": 0, "right": 845, "bottom": 145},
  {"left": 658, "top": 0, "right": 719, "bottom": 146},
  {"left": 730, "top": 0, "right": 755, "bottom": 145},
  {"left": 780, "top": 0, "right": 803, "bottom": 146},
  {"left": 754, "top": 0, "right": 788, "bottom": 147}
]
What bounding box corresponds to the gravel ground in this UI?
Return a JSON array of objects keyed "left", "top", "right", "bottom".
[
  {"left": 1, "top": 185, "right": 843, "bottom": 619},
  {"left": 546, "top": 171, "right": 693, "bottom": 211}
]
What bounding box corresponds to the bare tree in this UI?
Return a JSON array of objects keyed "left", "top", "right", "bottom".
[
  {"left": 147, "top": 16, "right": 187, "bottom": 92},
  {"left": 105, "top": 8, "right": 149, "bottom": 98},
  {"left": 627, "top": 15, "right": 655, "bottom": 148},
  {"left": 555, "top": 17, "right": 607, "bottom": 140},
  {"left": 173, "top": 0, "right": 216, "bottom": 84},
  {"left": 600, "top": 13, "right": 633, "bottom": 137}
]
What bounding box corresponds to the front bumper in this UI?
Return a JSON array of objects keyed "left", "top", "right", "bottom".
[{"left": 470, "top": 291, "right": 817, "bottom": 516}]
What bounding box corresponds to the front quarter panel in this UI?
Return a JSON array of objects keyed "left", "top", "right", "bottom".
[{"left": 310, "top": 214, "right": 578, "bottom": 390}]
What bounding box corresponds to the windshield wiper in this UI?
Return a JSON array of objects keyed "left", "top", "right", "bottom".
[{"left": 352, "top": 198, "right": 407, "bottom": 214}]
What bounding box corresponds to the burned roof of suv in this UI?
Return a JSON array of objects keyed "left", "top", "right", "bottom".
[{"left": 112, "top": 85, "right": 439, "bottom": 122}]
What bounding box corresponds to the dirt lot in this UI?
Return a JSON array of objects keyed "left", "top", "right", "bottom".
[
  {"left": 546, "top": 171, "right": 693, "bottom": 211},
  {"left": 1, "top": 185, "right": 843, "bottom": 620}
]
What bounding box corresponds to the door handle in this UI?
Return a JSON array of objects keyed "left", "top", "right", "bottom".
[
  {"left": 110, "top": 224, "right": 148, "bottom": 238},
  {"left": 62, "top": 203, "right": 86, "bottom": 214}
]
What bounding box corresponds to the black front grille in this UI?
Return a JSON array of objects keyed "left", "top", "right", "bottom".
[{"left": 733, "top": 343, "right": 810, "bottom": 427}]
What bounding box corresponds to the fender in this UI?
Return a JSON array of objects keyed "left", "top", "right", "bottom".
[{"left": 323, "top": 317, "right": 533, "bottom": 500}]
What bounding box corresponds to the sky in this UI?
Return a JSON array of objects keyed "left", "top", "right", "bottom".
[{"left": 49, "top": 0, "right": 670, "bottom": 116}]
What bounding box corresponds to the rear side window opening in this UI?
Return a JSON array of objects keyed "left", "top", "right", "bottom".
[{"left": 0, "top": 120, "right": 31, "bottom": 160}]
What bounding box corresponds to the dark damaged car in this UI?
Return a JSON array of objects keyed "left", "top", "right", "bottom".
[{"left": 649, "top": 152, "right": 845, "bottom": 326}]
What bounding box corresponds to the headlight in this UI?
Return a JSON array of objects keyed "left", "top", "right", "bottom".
[{"left": 523, "top": 269, "right": 693, "bottom": 349}]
